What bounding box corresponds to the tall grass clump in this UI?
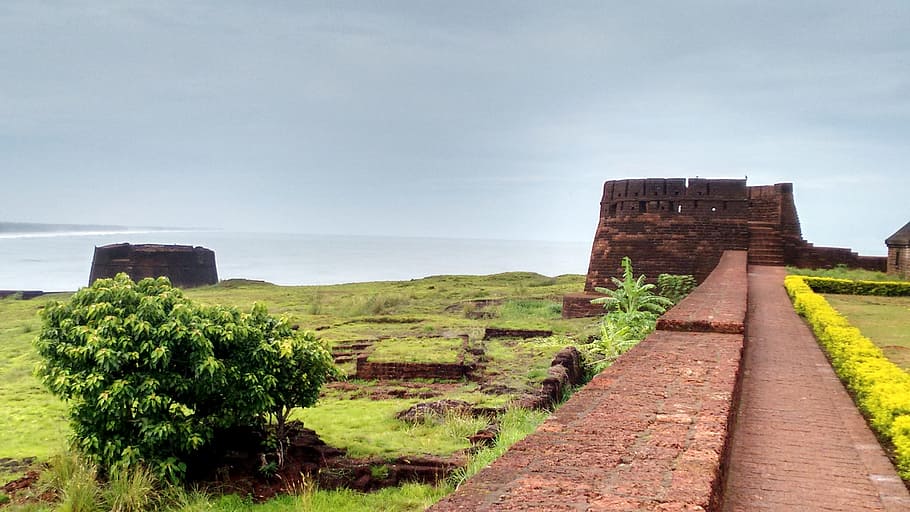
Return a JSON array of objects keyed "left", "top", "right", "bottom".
[{"left": 449, "top": 407, "right": 549, "bottom": 489}]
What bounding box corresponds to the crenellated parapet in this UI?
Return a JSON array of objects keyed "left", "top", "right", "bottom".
[{"left": 600, "top": 178, "right": 750, "bottom": 219}]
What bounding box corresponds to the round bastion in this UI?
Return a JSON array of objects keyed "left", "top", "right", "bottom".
[{"left": 89, "top": 243, "right": 218, "bottom": 288}]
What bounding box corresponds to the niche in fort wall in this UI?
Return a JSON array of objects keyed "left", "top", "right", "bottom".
[{"left": 89, "top": 243, "right": 218, "bottom": 288}]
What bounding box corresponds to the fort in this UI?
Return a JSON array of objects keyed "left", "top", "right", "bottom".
[
  {"left": 563, "top": 178, "right": 886, "bottom": 318},
  {"left": 89, "top": 243, "right": 218, "bottom": 288}
]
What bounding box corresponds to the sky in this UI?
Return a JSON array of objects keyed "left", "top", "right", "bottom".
[{"left": 2, "top": 1, "right": 908, "bottom": 256}]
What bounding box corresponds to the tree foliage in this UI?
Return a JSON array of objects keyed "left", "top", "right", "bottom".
[{"left": 35, "top": 273, "right": 336, "bottom": 481}]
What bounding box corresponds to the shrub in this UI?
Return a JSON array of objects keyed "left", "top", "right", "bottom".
[
  {"left": 657, "top": 274, "right": 696, "bottom": 304},
  {"left": 797, "top": 276, "right": 910, "bottom": 297},
  {"left": 583, "top": 257, "right": 670, "bottom": 375},
  {"left": 591, "top": 257, "right": 673, "bottom": 315},
  {"left": 35, "top": 273, "right": 336, "bottom": 481},
  {"left": 785, "top": 275, "right": 910, "bottom": 479}
]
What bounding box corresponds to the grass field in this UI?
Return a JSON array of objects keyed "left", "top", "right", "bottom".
[
  {"left": 824, "top": 294, "right": 910, "bottom": 371},
  {"left": 0, "top": 272, "right": 591, "bottom": 510}
]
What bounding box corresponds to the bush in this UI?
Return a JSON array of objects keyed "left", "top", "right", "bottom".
[
  {"left": 35, "top": 274, "right": 336, "bottom": 481},
  {"left": 657, "top": 274, "right": 696, "bottom": 304},
  {"left": 584, "top": 257, "right": 670, "bottom": 376},
  {"left": 785, "top": 275, "right": 910, "bottom": 479},
  {"left": 797, "top": 276, "right": 910, "bottom": 297}
]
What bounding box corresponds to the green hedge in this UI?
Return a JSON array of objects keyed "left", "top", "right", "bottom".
[
  {"left": 801, "top": 276, "right": 910, "bottom": 296},
  {"left": 785, "top": 275, "right": 910, "bottom": 479}
]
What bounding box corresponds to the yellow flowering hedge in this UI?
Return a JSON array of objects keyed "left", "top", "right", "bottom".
[
  {"left": 800, "top": 276, "right": 910, "bottom": 296},
  {"left": 785, "top": 275, "right": 910, "bottom": 479}
]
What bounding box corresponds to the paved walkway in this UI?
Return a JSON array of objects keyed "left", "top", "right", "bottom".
[{"left": 722, "top": 266, "right": 910, "bottom": 511}]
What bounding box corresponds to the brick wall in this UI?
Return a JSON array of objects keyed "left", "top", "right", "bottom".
[
  {"left": 432, "top": 251, "right": 748, "bottom": 511},
  {"left": 566, "top": 178, "right": 884, "bottom": 319},
  {"left": 888, "top": 245, "right": 910, "bottom": 278}
]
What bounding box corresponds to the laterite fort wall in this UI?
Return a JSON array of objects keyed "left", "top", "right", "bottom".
[
  {"left": 89, "top": 243, "right": 218, "bottom": 288},
  {"left": 564, "top": 178, "right": 885, "bottom": 319},
  {"left": 431, "top": 251, "right": 748, "bottom": 511}
]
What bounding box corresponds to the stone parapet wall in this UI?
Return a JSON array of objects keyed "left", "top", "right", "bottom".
[
  {"left": 354, "top": 357, "right": 474, "bottom": 381},
  {"left": 796, "top": 245, "right": 887, "bottom": 272},
  {"left": 656, "top": 251, "right": 748, "bottom": 334},
  {"left": 433, "top": 251, "right": 748, "bottom": 511}
]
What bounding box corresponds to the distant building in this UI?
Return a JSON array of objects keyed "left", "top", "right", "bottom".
[{"left": 886, "top": 222, "right": 910, "bottom": 279}]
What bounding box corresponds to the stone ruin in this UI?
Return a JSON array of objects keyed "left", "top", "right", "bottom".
[
  {"left": 89, "top": 243, "right": 218, "bottom": 288},
  {"left": 563, "top": 178, "right": 886, "bottom": 318}
]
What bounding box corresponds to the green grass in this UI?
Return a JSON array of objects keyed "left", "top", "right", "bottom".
[
  {"left": 824, "top": 294, "right": 910, "bottom": 371},
  {"left": 187, "top": 482, "right": 449, "bottom": 511},
  {"left": 0, "top": 272, "right": 588, "bottom": 509},
  {"left": 788, "top": 265, "right": 908, "bottom": 282},
  {"left": 291, "top": 398, "right": 480, "bottom": 458},
  {"left": 0, "top": 295, "right": 70, "bottom": 460},
  {"left": 368, "top": 337, "right": 463, "bottom": 364}
]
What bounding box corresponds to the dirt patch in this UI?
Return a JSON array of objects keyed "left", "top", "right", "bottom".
[{"left": 483, "top": 328, "right": 553, "bottom": 339}]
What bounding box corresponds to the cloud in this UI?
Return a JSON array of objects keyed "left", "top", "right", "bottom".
[{"left": 0, "top": 1, "right": 907, "bottom": 249}]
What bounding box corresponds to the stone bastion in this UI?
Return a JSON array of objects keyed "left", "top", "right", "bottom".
[{"left": 89, "top": 243, "right": 218, "bottom": 288}]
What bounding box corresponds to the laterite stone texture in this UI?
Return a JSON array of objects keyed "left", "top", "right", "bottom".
[
  {"left": 432, "top": 251, "right": 749, "bottom": 511},
  {"left": 566, "top": 178, "right": 885, "bottom": 318}
]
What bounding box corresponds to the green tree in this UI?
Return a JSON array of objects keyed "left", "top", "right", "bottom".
[{"left": 35, "top": 274, "right": 336, "bottom": 481}]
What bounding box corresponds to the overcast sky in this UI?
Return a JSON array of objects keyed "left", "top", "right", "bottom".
[{"left": 2, "top": 1, "right": 908, "bottom": 255}]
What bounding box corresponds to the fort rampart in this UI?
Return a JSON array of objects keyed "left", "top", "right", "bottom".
[
  {"left": 564, "top": 178, "right": 885, "bottom": 318},
  {"left": 431, "top": 251, "right": 748, "bottom": 511},
  {"left": 89, "top": 243, "right": 218, "bottom": 289}
]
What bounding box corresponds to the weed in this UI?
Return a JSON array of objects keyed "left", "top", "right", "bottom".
[
  {"left": 104, "top": 464, "right": 158, "bottom": 512},
  {"left": 449, "top": 408, "right": 548, "bottom": 489},
  {"left": 59, "top": 457, "right": 101, "bottom": 512},
  {"left": 369, "top": 464, "right": 390, "bottom": 480}
]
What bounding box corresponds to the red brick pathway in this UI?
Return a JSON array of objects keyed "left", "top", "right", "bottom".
[{"left": 722, "top": 266, "right": 910, "bottom": 511}]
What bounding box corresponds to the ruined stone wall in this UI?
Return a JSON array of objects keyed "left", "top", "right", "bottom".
[
  {"left": 354, "top": 357, "right": 474, "bottom": 381},
  {"left": 89, "top": 243, "right": 218, "bottom": 288},
  {"left": 796, "top": 246, "right": 887, "bottom": 272}
]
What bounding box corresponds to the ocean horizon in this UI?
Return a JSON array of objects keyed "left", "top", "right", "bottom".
[{"left": 0, "top": 230, "right": 591, "bottom": 292}]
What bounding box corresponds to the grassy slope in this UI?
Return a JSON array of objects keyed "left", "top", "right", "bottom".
[
  {"left": 824, "top": 294, "right": 910, "bottom": 371},
  {"left": 0, "top": 295, "right": 70, "bottom": 461},
  {"left": 0, "top": 272, "right": 588, "bottom": 463}
]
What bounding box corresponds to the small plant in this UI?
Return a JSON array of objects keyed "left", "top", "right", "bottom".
[
  {"left": 104, "top": 464, "right": 158, "bottom": 512},
  {"left": 369, "top": 464, "right": 390, "bottom": 480},
  {"left": 592, "top": 257, "right": 673, "bottom": 315},
  {"left": 258, "top": 458, "right": 279, "bottom": 479},
  {"left": 657, "top": 274, "right": 696, "bottom": 304},
  {"left": 582, "top": 257, "right": 671, "bottom": 375}
]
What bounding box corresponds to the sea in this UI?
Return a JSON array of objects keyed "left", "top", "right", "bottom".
[{"left": 0, "top": 230, "right": 591, "bottom": 292}]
